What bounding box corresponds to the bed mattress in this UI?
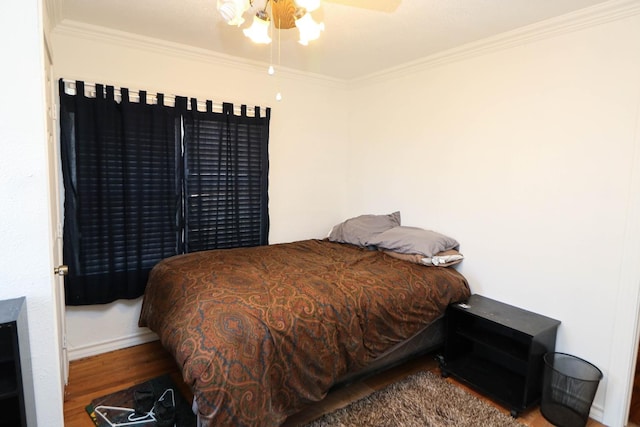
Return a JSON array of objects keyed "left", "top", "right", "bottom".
[{"left": 139, "top": 239, "right": 470, "bottom": 426}]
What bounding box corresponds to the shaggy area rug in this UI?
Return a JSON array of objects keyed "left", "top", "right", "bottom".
[{"left": 304, "top": 371, "right": 526, "bottom": 427}]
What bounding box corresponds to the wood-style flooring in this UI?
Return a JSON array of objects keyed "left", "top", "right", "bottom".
[
  {"left": 63, "top": 341, "right": 605, "bottom": 427},
  {"left": 628, "top": 345, "right": 640, "bottom": 426}
]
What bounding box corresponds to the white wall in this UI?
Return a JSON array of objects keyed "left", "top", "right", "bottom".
[
  {"left": 0, "top": 0, "right": 65, "bottom": 425},
  {"left": 347, "top": 5, "right": 640, "bottom": 426},
  {"left": 51, "top": 2, "right": 640, "bottom": 426},
  {"left": 52, "top": 22, "right": 351, "bottom": 359}
]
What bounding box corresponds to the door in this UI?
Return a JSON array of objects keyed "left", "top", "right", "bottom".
[{"left": 44, "top": 43, "right": 69, "bottom": 387}]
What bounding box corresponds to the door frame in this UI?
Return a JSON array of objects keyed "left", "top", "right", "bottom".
[
  {"left": 44, "top": 36, "right": 69, "bottom": 387},
  {"left": 611, "top": 85, "right": 640, "bottom": 426}
]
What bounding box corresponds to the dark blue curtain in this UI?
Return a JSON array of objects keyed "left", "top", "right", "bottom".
[
  {"left": 59, "top": 80, "right": 270, "bottom": 305},
  {"left": 181, "top": 98, "right": 270, "bottom": 252}
]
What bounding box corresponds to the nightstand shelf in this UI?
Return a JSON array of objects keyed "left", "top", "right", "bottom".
[
  {"left": 0, "top": 364, "right": 18, "bottom": 398},
  {"left": 0, "top": 297, "right": 32, "bottom": 427},
  {"left": 441, "top": 294, "right": 560, "bottom": 417},
  {"left": 445, "top": 355, "right": 527, "bottom": 404}
]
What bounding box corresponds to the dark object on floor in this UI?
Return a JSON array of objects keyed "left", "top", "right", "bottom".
[
  {"left": 85, "top": 374, "right": 195, "bottom": 427},
  {"left": 134, "top": 387, "right": 155, "bottom": 416},
  {"left": 155, "top": 394, "right": 177, "bottom": 427}
]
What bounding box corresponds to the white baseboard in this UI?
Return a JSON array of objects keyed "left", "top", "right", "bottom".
[
  {"left": 68, "top": 329, "right": 159, "bottom": 361},
  {"left": 590, "top": 404, "right": 604, "bottom": 424}
]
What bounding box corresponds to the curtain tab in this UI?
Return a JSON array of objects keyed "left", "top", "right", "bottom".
[
  {"left": 175, "top": 96, "right": 187, "bottom": 112},
  {"left": 106, "top": 85, "right": 115, "bottom": 101},
  {"left": 96, "top": 84, "right": 104, "bottom": 99},
  {"left": 76, "top": 80, "right": 85, "bottom": 98}
]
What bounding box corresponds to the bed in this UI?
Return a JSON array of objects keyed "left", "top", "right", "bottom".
[{"left": 139, "top": 215, "right": 470, "bottom": 426}]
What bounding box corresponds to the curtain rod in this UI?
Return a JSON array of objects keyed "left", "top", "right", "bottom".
[{"left": 61, "top": 79, "right": 269, "bottom": 118}]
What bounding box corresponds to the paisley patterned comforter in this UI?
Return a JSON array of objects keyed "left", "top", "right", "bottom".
[{"left": 139, "top": 239, "right": 470, "bottom": 426}]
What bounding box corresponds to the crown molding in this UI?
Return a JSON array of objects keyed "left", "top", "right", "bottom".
[
  {"left": 42, "top": 0, "right": 63, "bottom": 64},
  {"left": 43, "top": 0, "right": 63, "bottom": 33},
  {"left": 52, "top": 20, "right": 348, "bottom": 90},
  {"left": 352, "top": 0, "right": 640, "bottom": 87},
  {"left": 50, "top": 0, "right": 640, "bottom": 90}
]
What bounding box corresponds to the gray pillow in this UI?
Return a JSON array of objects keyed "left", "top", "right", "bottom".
[
  {"left": 368, "top": 226, "right": 459, "bottom": 258},
  {"left": 328, "top": 211, "right": 401, "bottom": 246}
]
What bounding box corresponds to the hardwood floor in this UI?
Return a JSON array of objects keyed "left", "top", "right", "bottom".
[
  {"left": 63, "top": 341, "right": 605, "bottom": 427},
  {"left": 629, "top": 343, "right": 640, "bottom": 426}
]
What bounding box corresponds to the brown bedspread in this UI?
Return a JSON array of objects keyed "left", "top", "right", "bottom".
[{"left": 139, "top": 239, "right": 470, "bottom": 426}]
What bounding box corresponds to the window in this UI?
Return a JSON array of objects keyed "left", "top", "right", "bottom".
[
  {"left": 182, "top": 101, "right": 269, "bottom": 252},
  {"left": 59, "top": 81, "right": 270, "bottom": 305}
]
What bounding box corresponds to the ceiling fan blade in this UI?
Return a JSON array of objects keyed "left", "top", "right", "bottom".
[{"left": 322, "top": 0, "right": 401, "bottom": 13}]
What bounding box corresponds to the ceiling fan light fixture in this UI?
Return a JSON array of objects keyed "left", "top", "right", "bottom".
[
  {"left": 222, "top": 0, "right": 325, "bottom": 46},
  {"left": 294, "top": 0, "right": 321, "bottom": 12},
  {"left": 217, "top": 0, "right": 250, "bottom": 27},
  {"left": 295, "top": 11, "right": 324, "bottom": 45},
  {"left": 243, "top": 10, "right": 273, "bottom": 44}
]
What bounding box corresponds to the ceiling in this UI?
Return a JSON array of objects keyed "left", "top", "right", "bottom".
[{"left": 57, "top": 0, "right": 612, "bottom": 80}]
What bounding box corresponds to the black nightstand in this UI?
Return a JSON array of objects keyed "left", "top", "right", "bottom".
[
  {"left": 440, "top": 294, "right": 561, "bottom": 417},
  {"left": 0, "top": 297, "right": 32, "bottom": 427}
]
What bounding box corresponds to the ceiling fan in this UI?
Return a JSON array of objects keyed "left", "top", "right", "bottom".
[
  {"left": 323, "top": 0, "right": 401, "bottom": 13},
  {"left": 217, "top": 0, "right": 400, "bottom": 45}
]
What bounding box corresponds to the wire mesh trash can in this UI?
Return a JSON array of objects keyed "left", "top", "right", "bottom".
[{"left": 541, "top": 352, "right": 603, "bottom": 427}]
